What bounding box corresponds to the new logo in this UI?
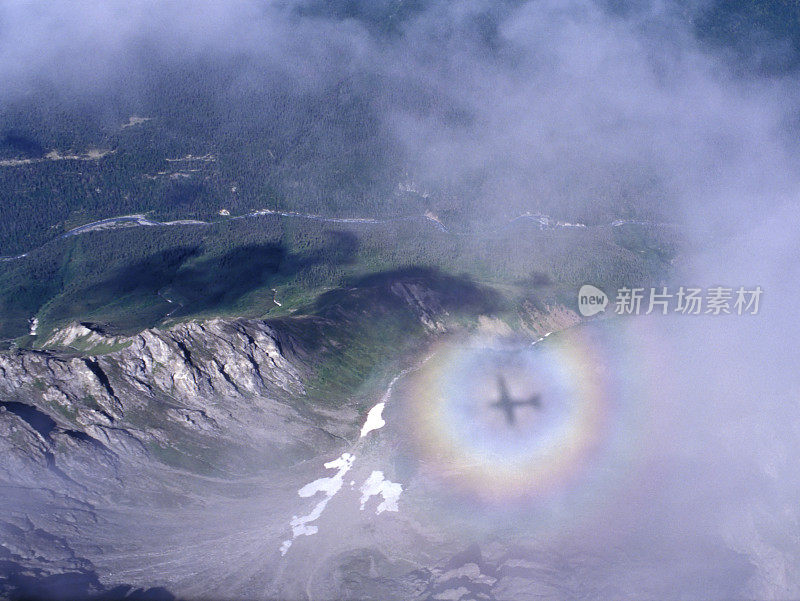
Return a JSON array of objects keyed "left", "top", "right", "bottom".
[{"left": 578, "top": 284, "right": 608, "bottom": 317}]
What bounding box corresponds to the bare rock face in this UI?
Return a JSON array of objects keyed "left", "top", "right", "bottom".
[
  {"left": 0, "top": 317, "right": 357, "bottom": 490},
  {"left": 128, "top": 319, "right": 301, "bottom": 402},
  {"left": 0, "top": 315, "right": 366, "bottom": 599},
  {"left": 0, "top": 274, "right": 590, "bottom": 600},
  {"left": 390, "top": 281, "right": 449, "bottom": 333}
]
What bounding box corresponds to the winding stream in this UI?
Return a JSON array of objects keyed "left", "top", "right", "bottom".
[{"left": 0, "top": 208, "right": 673, "bottom": 263}]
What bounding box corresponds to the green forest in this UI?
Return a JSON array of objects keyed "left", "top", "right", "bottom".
[{"left": 1, "top": 0, "right": 783, "bottom": 345}]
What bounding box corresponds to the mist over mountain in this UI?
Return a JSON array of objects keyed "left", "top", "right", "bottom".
[
  {"left": 2, "top": 0, "right": 798, "bottom": 228},
  {"left": 1, "top": 2, "right": 800, "bottom": 600}
]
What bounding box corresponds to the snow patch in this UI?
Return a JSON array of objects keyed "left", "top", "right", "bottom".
[
  {"left": 358, "top": 360, "right": 424, "bottom": 439},
  {"left": 359, "top": 471, "right": 402, "bottom": 514},
  {"left": 359, "top": 402, "right": 386, "bottom": 437},
  {"left": 530, "top": 331, "right": 553, "bottom": 347},
  {"left": 280, "top": 452, "right": 355, "bottom": 555}
]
